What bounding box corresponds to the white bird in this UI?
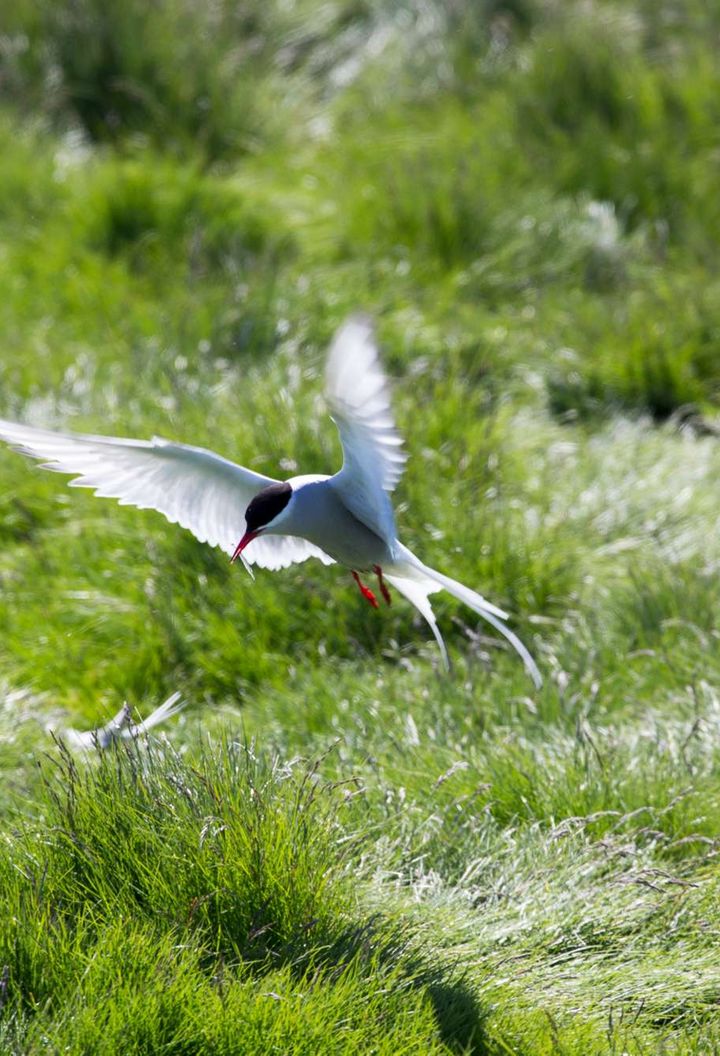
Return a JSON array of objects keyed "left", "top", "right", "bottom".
[
  {"left": 48, "top": 692, "right": 185, "bottom": 751},
  {"left": 0, "top": 316, "right": 541, "bottom": 685}
]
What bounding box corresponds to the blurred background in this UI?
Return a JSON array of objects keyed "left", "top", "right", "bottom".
[
  {"left": 1, "top": 0, "right": 719, "bottom": 408},
  {"left": 1, "top": 0, "right": 718, "bottom": 408}
]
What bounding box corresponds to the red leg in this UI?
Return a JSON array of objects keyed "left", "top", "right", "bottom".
[
  {"left": 373, "top": 565, "right": 392, "bottom": 606},
  {"left": 352, "top": 570, "right": 379, "bottom": 608}
]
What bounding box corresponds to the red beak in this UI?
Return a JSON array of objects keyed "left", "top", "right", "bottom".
[{"left": 231, "top": 529, "right": 259, "bottom": 564}]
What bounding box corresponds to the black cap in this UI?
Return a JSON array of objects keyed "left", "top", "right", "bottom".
[{"left": 245, "top": 481, "right": 292, "bottom": 531}]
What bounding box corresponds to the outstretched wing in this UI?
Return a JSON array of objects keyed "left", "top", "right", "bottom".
[
  {"left": 324, "top": 315, "right": 406, "bottom": 545},
  {"left": 0, "top": 418, "right": 332, "bottom": 570}
]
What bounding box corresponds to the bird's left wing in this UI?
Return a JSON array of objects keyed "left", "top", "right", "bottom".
[
  {"left": 324, "top": 315, "right": 407, "bottom": 545},
  {"left": 0, "top": 418, "right": 332, "bottom": 570}
]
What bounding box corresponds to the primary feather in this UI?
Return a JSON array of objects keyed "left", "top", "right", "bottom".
[{"left": 326, "top": 315, "right": 406, "bottom": 547}]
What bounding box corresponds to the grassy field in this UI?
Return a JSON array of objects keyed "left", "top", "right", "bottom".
[{"left": 2, "top": 0, "right": 720, "bottom": 1052}]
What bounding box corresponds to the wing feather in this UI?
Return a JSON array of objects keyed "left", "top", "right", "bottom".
[
  {"left": 0, "top": 418, "right": 332, "bottom": 570},
  {"left": 325, "top": 315, "right": 406, "bottom": 545}
]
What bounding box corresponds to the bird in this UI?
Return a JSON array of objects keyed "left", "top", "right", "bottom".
[
  {"left": 48, "top": 692, "right": 185, "bottom": 751},
  {"left": 0, "top": 316, "right": 541, "bottom": 686}
]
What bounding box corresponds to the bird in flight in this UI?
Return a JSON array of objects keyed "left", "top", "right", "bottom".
[
  {"left": 49, "top": 693, "right": 185, "bottom": 751},
  {"left": 0, "top": 316, "right": 541, "bottom": 686}
]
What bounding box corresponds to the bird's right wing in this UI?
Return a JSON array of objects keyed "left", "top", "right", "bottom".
[
  {"left": 325, "top": 315, "right": 407, "bottom": 545},
  {"left": 0, "top": 418, "right": 332, "bottom": 570}
]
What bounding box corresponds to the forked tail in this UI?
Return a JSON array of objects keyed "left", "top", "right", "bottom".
[{"left": 386, "top": 545, "right": 542, "bottom": 688}]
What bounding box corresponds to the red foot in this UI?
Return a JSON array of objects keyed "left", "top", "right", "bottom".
[
  {"left": 352, "top": 570, "right": 379, "bottom": 609},
  {"left": 373, "top": 565, "right": 392, "bottom": 606}
]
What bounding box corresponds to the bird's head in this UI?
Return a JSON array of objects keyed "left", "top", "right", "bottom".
[{"left": 230, "top": 481, "right": 292, "bottom": 564}]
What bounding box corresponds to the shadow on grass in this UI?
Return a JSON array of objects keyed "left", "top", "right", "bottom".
[
  {"left": 426, "top": 977, "right": 491, "bottom": 1055},
  {"left": 291, "top": 917, "right": 492, "bottom": 1055}
]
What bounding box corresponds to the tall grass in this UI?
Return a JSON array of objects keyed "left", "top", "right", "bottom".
[{"left": 0, "top": 740, "right": 483, "bottom": 1054}]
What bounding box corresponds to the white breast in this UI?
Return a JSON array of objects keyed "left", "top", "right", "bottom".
[{"left": 281, "top": 479, "right": 393, "bottom": 570}]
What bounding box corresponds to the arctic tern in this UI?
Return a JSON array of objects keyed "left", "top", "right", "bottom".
[
  {"left": 0, "top": 316, "right": 541, "bottom": 685},
  {"left": 49, "top": 693, "right": 185, "bottom": 751}
]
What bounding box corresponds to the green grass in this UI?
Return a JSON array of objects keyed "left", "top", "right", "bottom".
[{"left": 1, "top": 0, "right": 720, "bottom": 1052}]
